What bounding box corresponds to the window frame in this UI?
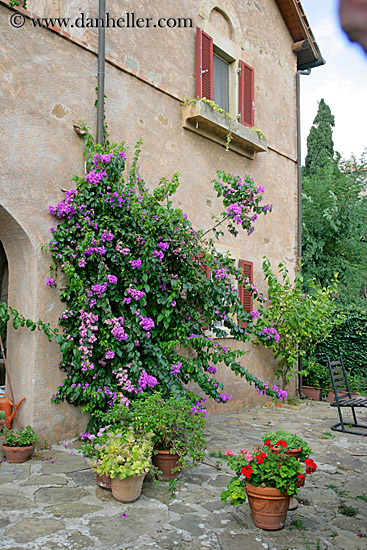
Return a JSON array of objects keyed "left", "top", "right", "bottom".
[{"left": 196, "top": 25, "right": 254, "bottom": 125}]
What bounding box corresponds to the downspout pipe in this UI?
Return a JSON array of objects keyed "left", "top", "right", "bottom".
[
  {"left": 96, "top": 0, "right": 106, "bottom": 146},
  {"left": 296, "top": 67, "right": 311, "bottom": 398}
]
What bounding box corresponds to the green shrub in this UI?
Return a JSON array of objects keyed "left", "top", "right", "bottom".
[{"left": 311, "top": 313, "right": 367, "bottom": 377}]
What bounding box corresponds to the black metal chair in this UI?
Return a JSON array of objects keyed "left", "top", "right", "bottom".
[{"left": 327, "top": 356, "right": 367, "bottom": 435}]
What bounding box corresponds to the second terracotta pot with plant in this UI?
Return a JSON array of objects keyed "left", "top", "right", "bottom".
[
  {"left": 152, "top": 450, "right": 181, "bottom": 481},
  {"left": 132, "top": 392, "right": 206, "bottom": 484}
]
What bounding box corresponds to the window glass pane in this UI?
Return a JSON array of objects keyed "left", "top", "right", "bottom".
[{"left": 213, "top": 54, "right": 229, "bottom": 113}]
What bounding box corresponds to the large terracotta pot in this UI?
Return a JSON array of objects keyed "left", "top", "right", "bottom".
[
  {"left": 246, "top": 483, "right": 290, "bottom": 530},
  {"left": 111, "top": 473, "right": 146, "bottom": 503},
  {"left": 96, "top": 473, "right": 112, "bottom": 491},
  {"left": 302, "top": 385, "right": 321, "bottom": 401},
  {"left": 2, "top": 444, "right": 34, "bottom": 463},
  {"left": 152, "top": 450, "right": 181, "bottom": 481}
]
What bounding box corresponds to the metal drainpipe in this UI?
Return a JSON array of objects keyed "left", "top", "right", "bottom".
[
  {"left": 296, "top": 67, "right": 311, "bottom": 398},
  {"left": 96, "top": 0, "right": 106, "bottom": 146}
]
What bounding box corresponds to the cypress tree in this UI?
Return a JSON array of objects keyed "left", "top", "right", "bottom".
[{"left": 304, "top": 99, "right": 335, "bottom": 177}]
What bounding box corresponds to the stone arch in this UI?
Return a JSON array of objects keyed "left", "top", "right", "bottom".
[
  {"left": 209, "top": 7, "right": 234, "bottom": 39},
  {"left": 199, "top": 0, "right": 245, "bottom": 46},
  {"left": 0, "top": 205, "right": 38, "bottom": 424}
]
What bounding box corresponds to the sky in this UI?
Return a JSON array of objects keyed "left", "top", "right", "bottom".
[{"left": 300, "top": 0, "right": 367, "bottom": 163}]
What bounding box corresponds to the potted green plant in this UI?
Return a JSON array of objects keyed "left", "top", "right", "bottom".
[
  {"left": 262, "top": 429, "right": 312, "bottom": 461},
  {"left": 302, "top": 359, "right": 330, "bottom": 400},
  {"left": 131, "top": 392, "right": 207, "bottom": 481},
  {"left": 2, "top": 425, "right": 38, "bottom": 463},
  {"left": 221, "top": 443, "right": 317, "bottom": 530},
  {"left": 93, "top": 428, "right": 153, "bottom": 503}
]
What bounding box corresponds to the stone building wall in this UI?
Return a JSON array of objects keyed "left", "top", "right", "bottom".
[{"left": 0, "top": 0, "right": 299, "bottom": 440}]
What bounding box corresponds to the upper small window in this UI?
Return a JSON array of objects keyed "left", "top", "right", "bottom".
[{"left": 196, "top": 27, "right": 254, "bottom": 127}]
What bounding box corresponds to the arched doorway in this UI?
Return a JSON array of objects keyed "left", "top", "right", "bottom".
[{"left": 0, "top": 241, "right": 8, "bottom": 390}]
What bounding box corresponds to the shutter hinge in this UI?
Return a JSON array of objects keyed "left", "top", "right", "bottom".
[
  {"left": 201, "top": 69, "right": 208, "bottom": 75},
  {"left": 252, "top": 101, "right": 255, "bottom": 110},
  {"left": 237, "top": 68, "right": 241, "bottom": 74}
]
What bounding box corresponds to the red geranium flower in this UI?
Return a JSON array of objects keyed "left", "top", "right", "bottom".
[
  {"left": 241, "top": 465, "right": 253, "bottom": 479},
  {"left": 276, "top": 440, "right": 287, "bottom": 447},
  {"left": 305, "top": 458, "right": 317, "bottom": 473},
  {"left": 264, "top": 439, "right": 271, "bottom": 446},
  {"left": 256, "top": 452, "right": 267, "bottom": 464}
]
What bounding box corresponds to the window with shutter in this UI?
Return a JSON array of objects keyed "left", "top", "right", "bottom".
[
  {"left": 238, "top": 259, "right": 253, "bottom": 328},
  {"left": 238, "top": 61, "right": 254, "bottom": 127},
  {"left": 196, "top": 27, "right": 213, "bottom": 100}
]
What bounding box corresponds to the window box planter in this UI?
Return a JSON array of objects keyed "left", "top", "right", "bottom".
[{"left": 182, "top": 101, "right": 267, "bottom": 159}]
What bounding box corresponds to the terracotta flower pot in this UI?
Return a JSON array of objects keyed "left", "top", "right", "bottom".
[
  {"left": 2, "top": 444, "right": 34, "bottom": 463},
  {"left": 326, "top": 389, "right": 359, "bottom": 403},
  {"left": 152, "top": 450, "right": 181, "bottom": 481},
  {"left": 96, "top": 473, "right": 112, "bottom": 491},
  {"left": 246, "top": 483, "right": 290, "bottom": 530},
  {"left": 111, "top": 473, "right": 146, "bottom": 503},
  {"left": 269, "top": 446, "right": 302, "bottom": 459},
  {"left": 302, "top": 385, "right": 321, "bottom": 401}
]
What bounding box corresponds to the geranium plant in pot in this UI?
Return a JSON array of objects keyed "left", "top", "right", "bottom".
[
  {"left": 220, "top": 444, "right": 317, "bottom": 530},
  {"left": 93, "top": 427, "right": 153, "bottom": 503},
  {"left": 131, "top": 392, "right": 207, "bottom": 481},
  {"left": 262, "top": 429, "right": 312, "bottom": 461},
  {"left": 2, "top": 425, "right": 38, "bottom": 463}
]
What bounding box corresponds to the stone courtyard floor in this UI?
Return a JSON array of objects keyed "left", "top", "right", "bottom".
[{"left": 1, "top": 400, "right": 367, "bottom": 550}]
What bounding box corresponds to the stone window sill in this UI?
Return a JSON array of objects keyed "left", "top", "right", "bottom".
[{"left": 182, "top": 101, "right": 267, "bottom": 159}]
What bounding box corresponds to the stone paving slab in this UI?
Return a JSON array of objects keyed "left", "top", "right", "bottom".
[{"left": 0, "top": 400, "right": 367, "bottom": 549}]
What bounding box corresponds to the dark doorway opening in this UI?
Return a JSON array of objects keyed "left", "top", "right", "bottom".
[{"left": 0, "top": 241, "right": 8, "bottom": 388}]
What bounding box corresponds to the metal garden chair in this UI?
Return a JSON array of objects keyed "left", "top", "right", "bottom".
[{"left": 327, "top": 356, "right": 367, "bottom": 435}]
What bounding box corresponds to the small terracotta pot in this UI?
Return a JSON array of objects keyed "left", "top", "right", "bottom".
[
  {"left": 302, "top": 386, "right": 321, "bottom": 401},
  {"left": 2, "top": 444, "right": 34, "bottom": 463},
  {"left": 152, "top": 450, "right": 181, "bottom": 481},
  {"left": 269, "top": 446, "right": 302, "bottom": 459},
  {"left": 246, "top": 483, "right": 290, "bottom": 530},
  {"left": 96, "top": 473, "right": 112, "bottom": 491},
  {"left": 111, "top": 473, "right": 146, "bottom": 503}
]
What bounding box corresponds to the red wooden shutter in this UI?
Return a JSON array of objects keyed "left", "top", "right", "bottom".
[
  {"left": 238, "top": 260, "right": 253, "bottom": 328},
  {"left": 196, "top": 27, "right": 213, "bottom": 100},
  {"left": 238, "top": 61, "right": 254, "bottom": 127}
]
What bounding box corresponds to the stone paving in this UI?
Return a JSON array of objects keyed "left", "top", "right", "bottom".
[{"left": 1, "top": 400, "right": 367, "bottom": 550}]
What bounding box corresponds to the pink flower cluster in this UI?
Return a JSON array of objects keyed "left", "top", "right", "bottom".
[{"left": 78, "top": 310, "right": 99, "bottom": 372}]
